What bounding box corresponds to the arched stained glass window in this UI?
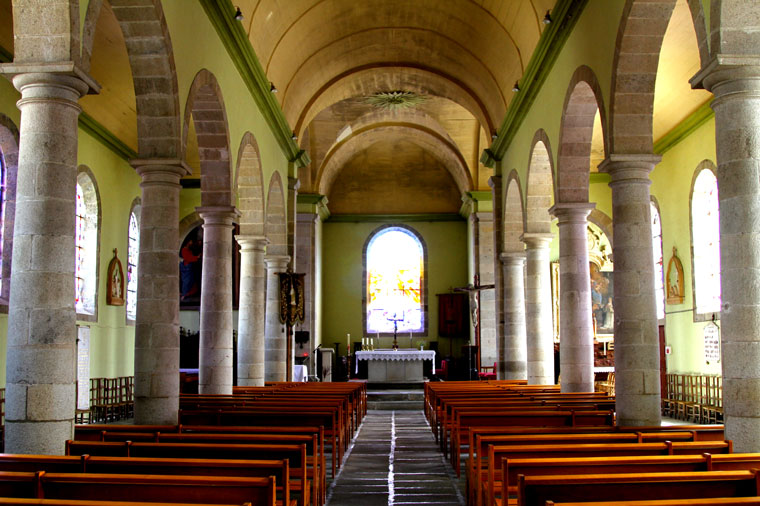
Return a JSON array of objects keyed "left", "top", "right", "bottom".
[
  {"left": 126, "top": 205, "right": 140, "bottom": 322},
  {"left": 691, "top": 165, "right": 721, "bottom": 317},
  {"left": 651, "top": 200, "right": 665, "bottom": 320},
  {"left": 364, "top": 226, "right": 426, "bottom": 334},
  {"left": 75, "top": 170, "right": 100, "bottom": 318}
]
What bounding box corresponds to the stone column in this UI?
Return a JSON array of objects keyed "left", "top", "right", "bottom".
[
  {"left": 694, "top": 61, "right": 760, "bottom": 451},
  {"left": 600, "top": 155, "right": 661, "bottom": 426},
  {"left": 296, "top": 213, "right": 320, "bottom": 376},
  {"left": 475, "top": 212, "right": 497, "bottom": 369},
  {"left": 264, "top": 254, "right": 290, "bottom": 382},
  {"left": 489, "top": 176, "right": 505, "bottom": 376},
  {"left": 500, "top": 253, "right": 527, "bottom": 380},
  {"left": 2, "top": 70, "right": 92, "bottom": 454},
  {"left": 522, "top": 233, "right": 555, "bottom": 384},
  {"left": 549, "top": 203, "right": 595, "bottom": 392},
  {"left": 196, "top": 206, "right": 238, "bottom": 394},
  {"left": 287, "top": 176, "right": 300, "bottom": 268},
  {"left": 236, "top": 235, "right": 268, "bottom": 387},
  {"left": 132, "top": 158, "right": 190, "bottom": 425}
]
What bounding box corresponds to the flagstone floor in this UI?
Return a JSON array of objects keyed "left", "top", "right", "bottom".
[{"left": 325, "top": 410, "right": 465, "bottom": 506}]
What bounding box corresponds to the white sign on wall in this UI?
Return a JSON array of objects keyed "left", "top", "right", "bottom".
[
  {"left": 704, "top": 324, "right": 721, "bottom": 365},
  {"left": 77, "top": 326, "right": 90, "bottom": 410}
]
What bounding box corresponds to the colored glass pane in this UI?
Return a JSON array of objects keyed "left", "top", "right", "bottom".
[{"left": 692, "top": 168, "right": 721, "bottom": 315}]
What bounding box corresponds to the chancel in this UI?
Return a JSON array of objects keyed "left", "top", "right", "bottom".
[{"left": 0, "top": 0, "right": 758, "bottom": 505}]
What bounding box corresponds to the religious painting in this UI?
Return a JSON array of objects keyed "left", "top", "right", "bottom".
[
  {"left": 666, "top": 246, "right": 685, "bottom": 305},
  {"left": 106, "top": 249, "right": 125, "bottom": 306},
  {"left": 590, "top": 261, "right": 614, "bottom": 336},
  {"left": 551, "top": 262, "right": 560, "bottom": 343},
  {"left": 179, "top": 226, "right": 203, "bottom": 308}
]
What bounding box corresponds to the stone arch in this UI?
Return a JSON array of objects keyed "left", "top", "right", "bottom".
[
  {"left": 557, "top": 66, "right": 608, "bottom": 204},
  {"left": 265, "top": 173, "right": 287, "bottom": 257},
  {"left": 0, "top": 114, "right": 18, "bottom": 305},
  {"left": 525, "top": 130, "right": 555, "bottom": 235},
  {"left": 183, "top": 69, "right": 233, "bottom": 208},
  {"left": 83, "top": 0, "right": 182, "bottom": 158},
  {"left": 503, "top": 171, "right": 525, "bottom": 254},
  {"left": 609, "top": 0, "right": 679, "bottom": 154},
  {"left": 316, "top": 124, "right": 472, "bottom": 196},
  {"left": 235, "top": 132, "right": 266, "bottom": 237},
  {"left": 179, "top": 212, "right": 203, "bottom": 248}
]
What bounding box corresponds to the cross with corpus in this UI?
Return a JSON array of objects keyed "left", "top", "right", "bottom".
[{"left": 454, "top": 274, "right": 495, "bottom": 375}]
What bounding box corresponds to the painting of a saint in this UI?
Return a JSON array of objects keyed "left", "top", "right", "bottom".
[
  {"left": 590, "top": 262, "right": 614, "bottom": 335},
  {"left": 180, "top": 227, "right": 203, "bottom": 306}
]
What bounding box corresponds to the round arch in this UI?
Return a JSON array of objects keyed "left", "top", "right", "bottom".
[
  {"left": 525, "top": 129, "right": 555, "bottom": 235},
  {"left": 264, "top": 173, "right": 287, "bottom": 257},
  {"left": 235, "top": 132, "right": 266, "bottom": 237},
  {"left": 503, "top": 171, "right": 525, "bottom": 254}
]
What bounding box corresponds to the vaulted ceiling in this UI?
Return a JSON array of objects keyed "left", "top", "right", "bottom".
[{"left": 0, "top": 0, "right": 711, "bottom": 214}]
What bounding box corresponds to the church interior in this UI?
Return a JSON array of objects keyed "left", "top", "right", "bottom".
[{"left": 0, "top": 0, "right": 759, "bottom": 504}]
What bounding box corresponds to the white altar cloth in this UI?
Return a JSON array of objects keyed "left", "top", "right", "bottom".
[{"left": 355, "top": 349, "right": 436, "bottom": 374}]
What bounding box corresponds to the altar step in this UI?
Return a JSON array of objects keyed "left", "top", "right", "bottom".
[{"left": 367, "top": 389, "right": 424, "bottom": 410}]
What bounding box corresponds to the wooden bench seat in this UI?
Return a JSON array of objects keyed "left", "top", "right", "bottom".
[
  {"left": 65, "top": 442, "right": 310, "bottom": 506},
  {"left": 545, "top": 498, "right": 760, "bottom": 506},
  {"left": 483, "top": 441, "right": 733, "bottom": 506},
  {"left": 0, "top": 471, "right": 276, "bottom": 506},
  {"left": 518, "top": 470, "right": 760, "bottom": 506},
  {"left": 0, "top": 499, "right": 254, "bottom": 506}
]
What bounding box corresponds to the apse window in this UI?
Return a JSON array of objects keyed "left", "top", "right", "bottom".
[
  {"left": 75, "top": 171, "right": 99, "bottom": 318},
  {"left": 651, "top": 200, "right": 665, "bottom": 320},
  {"left": 691, "top": 165, "right": 721, "bottom": 318},
  {"left": 126, "top": 205, "right": 140, "bottom": 322},
  {"left": 365, "top": 226, "right": 425, "bottom": 334}
]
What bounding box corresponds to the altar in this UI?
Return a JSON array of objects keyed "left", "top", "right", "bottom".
[{"left": 354, "top": 349, "right": 436, "bottom": 383}]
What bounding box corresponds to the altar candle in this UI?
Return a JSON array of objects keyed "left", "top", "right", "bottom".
[{"left": 347, "top": 333, "right": 350, "bottom": 354}]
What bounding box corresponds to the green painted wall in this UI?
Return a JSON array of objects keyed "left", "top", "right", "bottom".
[{"left": 321, "top": 220, "right": 468, "bottom": 353}]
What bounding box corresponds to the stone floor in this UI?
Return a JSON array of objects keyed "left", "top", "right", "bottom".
[{"left": 325, "top": 410, "right": 465, "bottom": 506}]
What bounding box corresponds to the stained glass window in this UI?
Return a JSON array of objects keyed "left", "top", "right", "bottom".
[
  {"left": 366, "top": 227, "right": 424, "bottom": 333},
  {"left": 75, "top": 172, "right": 99, "bottom": 317},
  {"left": 651, "top": 201, "right": 665, "bottom": 320},
  {"left": 692, "top": 167, "right": 721, "bottom": 316},
  {"left": 0, "top": 147, "right": 5, "bottom": 296},
  {"left": 126, "top": 208, "right": 140, "bottom": 321}
]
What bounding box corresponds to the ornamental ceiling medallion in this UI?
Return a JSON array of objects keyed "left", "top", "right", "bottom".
[{"left": 364, "top": 91, "right": 429, "bottom": 111}]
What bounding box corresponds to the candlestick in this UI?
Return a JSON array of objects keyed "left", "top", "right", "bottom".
[{"left": 347, "top": 333, "right": 350, "bottom": 355}]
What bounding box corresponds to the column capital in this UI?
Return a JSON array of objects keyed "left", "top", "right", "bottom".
[
  {"left": 549, "top": 202, "right": 595, "bottom": 223},
  {"left": 2, "top": 61, "right": 100, "bottom": 96},
  {"left": 131, "top": 159, "right": 192, "bottom": 183},
  {"left": 500, "top": 252, "right": 526, "bottom": 266},
  {"left": 690, "top": 54, "right": 760, "bottom": 92},
  {"left": 288, "top": 176, "right": 301, "bottom": 192},
  {"left": 521, "top": 232, "right": 554, "bottom": 249},
  {"left": 598, "top": 154, "right": 660, "bottom": 186},
  {"left": 236, "top": 235, "right": 268, "bottom": 251},
  {"left": 488, "top": 175, "right": 502, "bottom": 189},
  {"left": 264, "top": 254, "right": 291, "bottom": 269},
  {"left": 196, "top": 206, "right": 240, "bottom": 226}
]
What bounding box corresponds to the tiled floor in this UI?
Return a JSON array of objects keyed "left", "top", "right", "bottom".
[{"left": 326, "top": 410, "right": 465, "bottom": 506}]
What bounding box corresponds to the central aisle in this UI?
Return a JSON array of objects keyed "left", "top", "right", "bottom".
[{"left": 326, "top": 410, "right": 465, "bottom": 506}]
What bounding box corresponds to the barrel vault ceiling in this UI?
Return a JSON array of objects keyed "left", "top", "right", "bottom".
[{"left": 0, "top": 0, "right": 710, "bottom": 214}]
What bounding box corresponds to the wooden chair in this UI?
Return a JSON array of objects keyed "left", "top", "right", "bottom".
[{"left": 479, "top": 363, "right": 497, "bottom": 381}]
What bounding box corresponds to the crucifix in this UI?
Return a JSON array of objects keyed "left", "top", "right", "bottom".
[
  {"left": 454, "top": 274, "right": 495, "bottom": 377},
  {"left": 386, "top": 312, "right": 404, "bottom": 350}
]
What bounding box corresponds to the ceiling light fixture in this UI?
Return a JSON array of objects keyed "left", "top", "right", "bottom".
[
  {"left": 543, "top": 10, "right": 552, "bottom": 24},
  {"left": 512, "top": 82, "right": 520, "bottom": 92},
  {"left": 234, "top": 7, "right": 244, "bottom": 21},
  {"left": 291, "top": 132, "right": 298, "bottom": 141},
  {"left": 270, "top": 82, "right": 278, "bottom": 93},
  {"left": 491, "top": 133, "right": 498, "bottom": 141}
]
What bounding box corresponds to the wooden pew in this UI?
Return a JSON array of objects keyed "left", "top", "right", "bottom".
[
  {"left": 546, "top": 499, "right": 760, "bottom": 506},
  {"left": 65, "top": 442, "right": 310, "bottom": 506},
  {"left": 467, "top": 432, "right": 696, "bottom": 506},
  {"left": 518, "top": 470, "right": 760, "bottom": 506},
  {"left": 0, "top": 500, "right": 253, "bottom": 506},
  {"left": 484, "top": 441, "right": 733, "bottom": 506},
  {"left": 0, "top": 471, "right": 276, "bottom": 505},
  {"left": 0, "top": 454, "right": 292, "bottom": 506}
]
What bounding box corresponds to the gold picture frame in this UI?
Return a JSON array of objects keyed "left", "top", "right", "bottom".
[
  {"left": 106, "top": 248, "right": 125, "bottom": 306},
  {"left": 666, "top": 246, "right": 685, "bottom": 305}
]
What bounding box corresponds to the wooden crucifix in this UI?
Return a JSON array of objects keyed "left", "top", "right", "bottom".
[{"left": 454, "top": 274, "right": 495, "bottom": 376}]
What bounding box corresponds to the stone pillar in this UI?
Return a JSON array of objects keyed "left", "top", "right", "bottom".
[
  {"left": 500, "top": 253, "right": 527, "bottom": 380},
  {"left": 521, "top": 233, "right": 555, "bottom": 385},
  {"left": 600, "top": 155, "right": 661, "bottom": 426},
  {"left": 132, "top": 158, "right": 190, "bottom": 425},
  {"left": 287, "top": 177, "right": 300, "bottom": 268},
  {"left": 296, "top": 213, "right": 320, "bottom": 376},
  {"left": 236, "top": 235, "right": 268, "bottom": 387},
  {"left": 694, "top": 61, "right": 760, "bottom": 451},
  {"left": 264, "top": 254, "right": 290, "bottom": 382},
  {"left": 196, "top": 206, "right": 238, "bottom": 394},
  {"left": 2, "top": 70, "right": 91, "bottom": 454},
  {"left": 474, "top": 212, "right": 496, "bottom": 369},
  {"left": 549, "top": 203, "right": 595, "bottom": 392},
  {"left": 489, "top": 176, "right": 505, "bottom": 377}
]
